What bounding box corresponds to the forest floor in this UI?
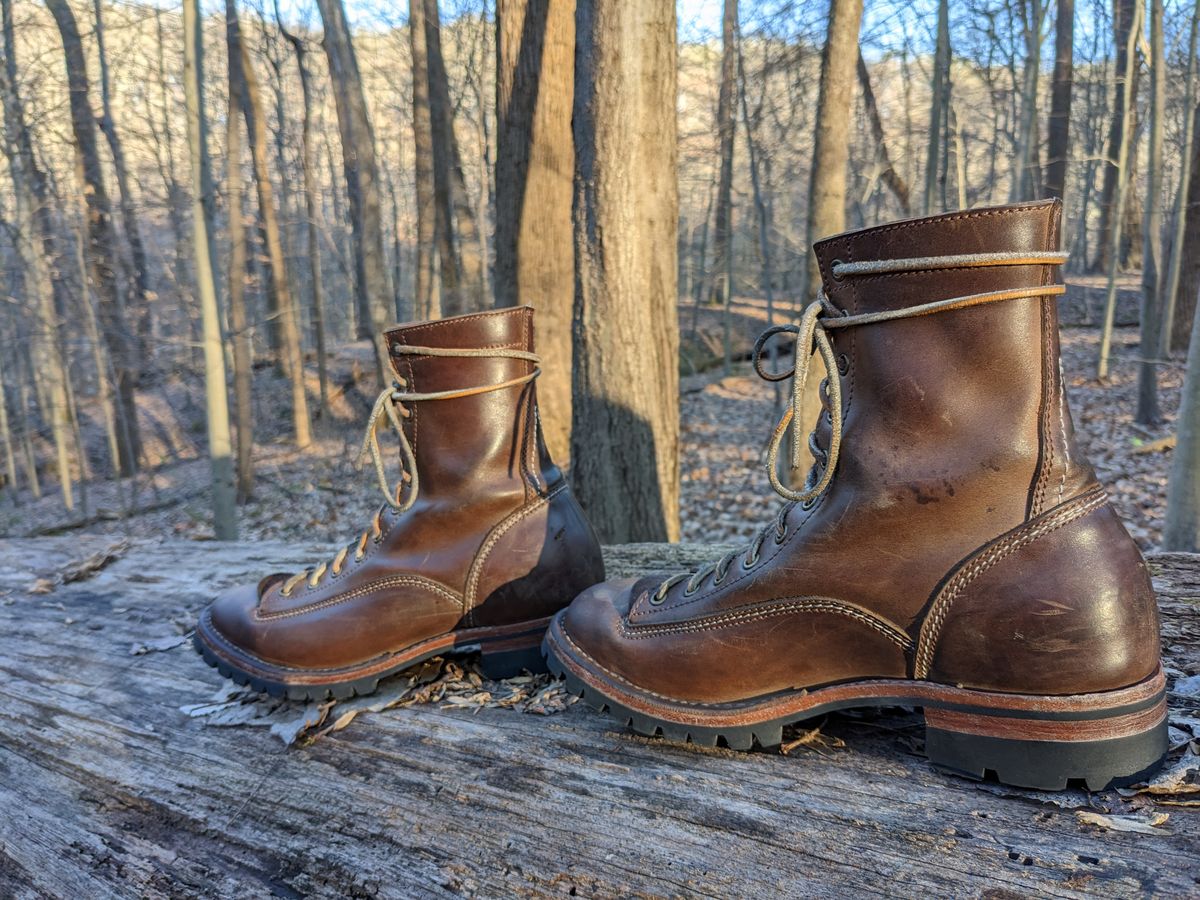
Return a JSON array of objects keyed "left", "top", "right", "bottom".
[{"left": 0, "top": 322, "right": 1182, "bottom": 551}]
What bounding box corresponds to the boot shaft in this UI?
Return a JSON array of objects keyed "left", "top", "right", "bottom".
[
  {"left": 811, "top": 199, "right": 1094, "bottom": 537},
  {"left": 384, "top": 306, "right": 558, "bottom": 503}
]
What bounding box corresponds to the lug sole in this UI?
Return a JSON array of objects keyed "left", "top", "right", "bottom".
[
  {"left": 193, "top": 612, "right": 552, "bottom": 702},
  {"left": 543, "top": 617, "right": 1168, "bottom": 791}
]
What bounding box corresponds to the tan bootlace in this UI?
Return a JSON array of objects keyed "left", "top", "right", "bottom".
[
  {"left": 280, "top": 344, "right": 540, "bottom": 597},
  {"left": 652, "top": 249, "right": 1068, "bottom": 604}
]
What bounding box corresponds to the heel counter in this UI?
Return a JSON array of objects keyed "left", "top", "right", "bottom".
[
  {"left": 467, "top": 483, "right": 606, "bottom": 627},
  {"left": 917, "top": 491, "right": 1160, "bottom": 695}
]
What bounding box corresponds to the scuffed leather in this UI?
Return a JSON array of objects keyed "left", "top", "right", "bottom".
[
  {"left": 924, "top": 497, "right": 1160, "bottom": 694},
  {"left": 204, "top": 306, "right": 605, "bottom": 670},
  {"left": 560, "top": 200, "right": 1161, "bottom": 705}
]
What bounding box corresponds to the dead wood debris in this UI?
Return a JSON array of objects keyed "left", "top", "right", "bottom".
[
  {"left": 182, "top": 658, "right": 579, "bottom": 745},
  {"left": 26, "top": 539, "right": 131, "bottom": 595},
  {"left": 1076, "top": 810, "right": 1171, "bottom": 835}
]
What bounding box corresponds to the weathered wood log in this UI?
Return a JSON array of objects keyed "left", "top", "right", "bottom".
[{"left": 0, "top": 536, "right": 1197, "bottom": 898}]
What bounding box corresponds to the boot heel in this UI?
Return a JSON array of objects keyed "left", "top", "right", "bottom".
[{"left": 924, "top": 689, "right": 1168, "bottom": 791}]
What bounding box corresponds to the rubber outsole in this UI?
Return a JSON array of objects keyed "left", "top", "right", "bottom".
[
  {"left": 192, "top": 632, "right": 549, "bottom": 703},
  {"left": 542, "top": 631, "right": 1169, "bottom": 791}
]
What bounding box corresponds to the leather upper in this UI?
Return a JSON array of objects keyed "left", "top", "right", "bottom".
[
  {"left": 206, "top": 306, "right": 605, "bottom": 670},
  {"left": 559, "top": 201, "right": 1161, "bottom": 703}
]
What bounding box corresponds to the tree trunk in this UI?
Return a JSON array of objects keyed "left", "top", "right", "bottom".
[
  {"left": 495, "top": 0, "right": 575, "bottom": 461},
  {"left": 422, "top": 0, "right": 484, "bottom": 315},
  {"left": 1096, "top": 0, "right": 1143, "bottom": 379},
  {"left": 1136, "top": 0, "right": 1166, "bottom": 425},
  {"left": 739, "top": 43, "right": 780, "bottom": 410},
  {"left": 45, "top": 0, "right": 141, "bottom": 477},
  {"left": 1010, "top": 0, "right": 1043, "bottom": 202},
  {"left": 316, "top": 0, "right": 393, "bottom": 380},
  {"left": 15, "top": 352, "right": 40, "bottom": 499},
  {"left": 410, "top": 0, "right": 438, "bottom": 321},
  {"left": 183, "top": 0, "right": 237, "bottom": 540},
  {"left": 798, "top": 0, "right": 863, "bottom": 478},
  {"left": 856, "top": 51, "right": 910, "bottom": 214},
  {"left": 1093, "top": 0, "right": 1138, "bottom": 273},
  {"left": 93, "top": 0, "right": 152, "bottom": 358},
  {"left": 1165, "top": 286, "right": 1200, "bottom": 551},
  {"left": 923, "top": 0, "right": 949, "bottom": 215},
  {"left": 280, "top": 23, "right": 330, "bottom": 416},
  {"left": 1163, "top": 0, "right": 1200, "bottom": 355},
  {"left": 0, "top": 0, "right": 73, "bottom": 509},
  {"left": 571, "top": 0, "right": 680, "bottom": 543},
  {"left": 225, "top": 11, "right": 254, "bottom": 503},
  {"left": 0, "top": 348, "right": 16, "bottom": 500},
  {"left": 710, "top": 0, "right": 737, "bottom": 376},
  {"left": 1043, "top": 0, "right": 1073, "bottom": 200},
  {"left": 227, "top": 0, "right": 311, "bottom": 449},
  {"left": 427, "top": 0, "right": 482, "bottom": 314}
]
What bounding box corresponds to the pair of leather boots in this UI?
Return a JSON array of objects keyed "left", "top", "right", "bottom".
[{"left": 195, "top": 201, "right": 1167, "bottom": 791}]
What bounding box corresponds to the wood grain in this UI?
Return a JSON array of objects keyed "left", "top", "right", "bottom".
[{"left": 0, "top": 536, "right": 1197, "bottom": 898}]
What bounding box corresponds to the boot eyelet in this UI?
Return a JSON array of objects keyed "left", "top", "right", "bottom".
[
  {"left": 836, "top": 353, "right": 850, "bottom": 376},
  {"left": 649, "top": 593, "right": 665, "bottom": 605},
  {"left": 774, "top": 526, "right": 788, "bottom": 545},
  {"left": 801, "top": 497, "right": 817, "bottom": 511},
  {"left": 830, "top": 259, "right": 845, "bottom": 281},
  {"left": 741, "top": 553, "right": 759, "bottom": 571}
]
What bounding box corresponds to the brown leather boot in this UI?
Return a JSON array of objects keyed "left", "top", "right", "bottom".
[
  {"left": 196, "top": 306, "right": 605, "bottom": 700},
  {"left": 545, "top": 201, "right": 1167, "bottom": 790}
]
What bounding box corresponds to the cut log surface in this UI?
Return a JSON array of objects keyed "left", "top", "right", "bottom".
[{"left": 0, "top": 536, "right": 1197, "bottom": 898}]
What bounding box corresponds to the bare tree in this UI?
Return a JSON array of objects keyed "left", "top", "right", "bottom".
[
  {"left": 923, "top": 0, "right": 950, "bottom": 214},
  {"left": 857, "top": 51, "right": 910, "bottom": 214},
  {"left": 1011, "top": 0, "right": 1045, "bottom": 202},
  {"left": 46, "top": 0, "right": 141, "bottom": 477},
  {"left": 92, "top": 0, "right": 152, "bottom": 350},
  {"left": 0, "top": 348, "right": 16, "bottom": 501},
  {"left": 495, "top": 0, "right": 575, "bottom": 460},
  {"left": 410, "top": 0, "right": 438, "bottom": 320},
  {"left": 423, "top": 0, "right": 486, "bottom": 314},
  {"left": 796, "top": 0, "right": 863, "bottom": 475},
  {"left": 1097, "top": 0, "right": 1143, "bottom": 379},
  {"left": 1163, "top": 0, "right": 1200, "bottom": 355},
  {"left": 711, "top": 0, "right": 737, "bottom": 375},
  {"left": 225, "top": 4, "right": 254, "bottom": 502},
  {"left": 279, "top": 13, "right": 330, "bottom": 414},
  {"left": 1166, "top": 286, "right": 1200, "bottom": 551},
  {"left": 0, "top": 0, "right": 73, "bottom": 508},
  {"left": 184, "top": 0, "right": 237, "bottom": 539},
  {"left": 1136, "top": 0, "right": 1166, "bottom": 424},
  {"left": 227, "top": 0, "right": 311, "bottom": 448},
  {"left": 1093, "top": 0, "right": 1139, "bottom": 273},
  {"left": 571, "top": 0, "right": 680, "bottom": 542},
  {"left": 316, "top": 0, "right": 393, "bottom": 378},
  {"left": 1042, "top": 0, "right": 1073, "bottom": 200}
]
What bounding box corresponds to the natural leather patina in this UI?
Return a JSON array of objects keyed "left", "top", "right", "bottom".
[
  {"left": 196, "top": 306, "right": 605, "bottom": 698},
  {"left": 546, "top": 201, "right": 1164, "bottom": 787}
]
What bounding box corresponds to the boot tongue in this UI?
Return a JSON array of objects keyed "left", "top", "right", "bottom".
[
  {"left": 383, "top": 306, "right": 535, "bottom": 380},
  {"left": 812, "top": 200, "right": 1061, "bottom": 316}
]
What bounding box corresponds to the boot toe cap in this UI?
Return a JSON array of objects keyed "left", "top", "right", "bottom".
[
  {"left": 200, "top": 575, "right": 286, "bottom": 659},
  {"left": 558, "top": 576, "right": 657, "bottom": 675}
]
